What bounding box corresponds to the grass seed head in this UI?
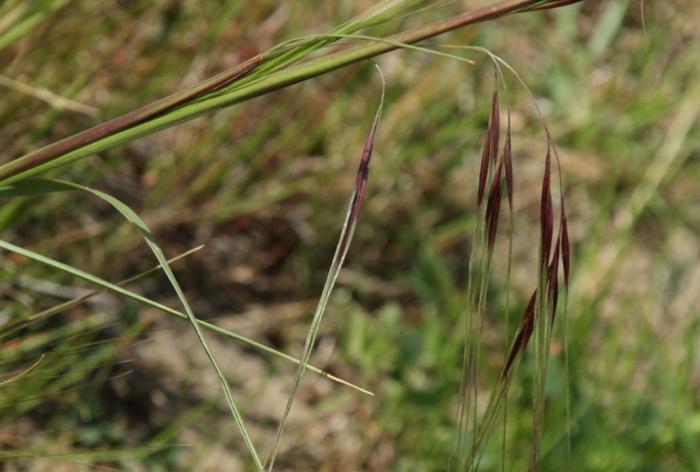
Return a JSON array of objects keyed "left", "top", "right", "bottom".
[{"left": 540, "top": 147, "right": 553, "bottom": 268}]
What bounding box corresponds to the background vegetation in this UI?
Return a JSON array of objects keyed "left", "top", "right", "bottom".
[{"left": 1, "top": 0, "right": 699, "bottom": 470}]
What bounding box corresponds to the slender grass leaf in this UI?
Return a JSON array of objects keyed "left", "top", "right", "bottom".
[
  {"left": 0, "top": 237, "right": 371, "bottom": 396},
  {"left": 0, "top": 178, "right": 264, "bottom": 469},
  {"left": 0, "top": 354, "right": 44, "bottom": 389},
  {"left": 265, "top": 67, "right": 385, "bottom": 471},
  {"left": 0, "top": 0, "right": 584, "bottom": 184}
]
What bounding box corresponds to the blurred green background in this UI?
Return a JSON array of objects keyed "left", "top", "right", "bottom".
[{"left": 1, "top": 0, "right": 699, "bottom": 470}]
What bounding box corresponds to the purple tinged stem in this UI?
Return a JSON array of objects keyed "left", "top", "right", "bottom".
[
  {"left": 0, "top": 0, "right": 588, "bottom": 188},
  {"left": 0, "top": 0, "right": 584, "bottom": 182},
  {"left": 2, "top": 57, "right": 263, "bottom": 179}
]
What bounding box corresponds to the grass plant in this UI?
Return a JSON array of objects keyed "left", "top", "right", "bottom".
[{"left": 1, "top": 0, "right": 698, "bottom": 470}]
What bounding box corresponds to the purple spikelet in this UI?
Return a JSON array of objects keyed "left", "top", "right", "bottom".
[{"left": 540, "top": 148, "right": 553, "bottom": 268}]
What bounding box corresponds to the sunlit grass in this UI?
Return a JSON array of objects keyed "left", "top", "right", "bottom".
[{"left": 1, "top": 0, "right": 699, "bottom": 470}]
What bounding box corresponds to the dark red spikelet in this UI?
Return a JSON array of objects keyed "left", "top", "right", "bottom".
[
  {"left": 561, "top": 207, "right": 570, "bottom": 288},
  {"left": 540, "top": 148, "right": 553, "bottom": 268},
  {"left": 502, "top": 291, "right": 537, "bottom": 378},
  {"left": 477, "top": 90, "right": 500, "bottom": 208},
  {"left": 337, "top": 91, "right": 383, "bottom": 259},
  {"left": 477, "top": 131, "right": 491, "bottom": 208},
  {"left": 504, "top": 123, "right": 513, "bottom": 209},
  {"left": 548, "top": 236, "right": 561, "bottom": 323},
  {"left": 350, "top": 106, "right": 381, "bottom": 220},
  {"left": 485, "top": 160, "right": 503, "bottom": 249}
]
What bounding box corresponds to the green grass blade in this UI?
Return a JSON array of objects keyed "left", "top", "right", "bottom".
[
  {"left": 0, "top": 245, "right": 201, "bottom": 344},
  {"left": 0, "top": 354, "right": 45, "bottom": 389},
  {"left": 264, "top": 69, "right": 385, "bottom": 471},
  {"left": 0, "top": 215, "right": 369, "bottom": 397},
  {"left": 0, "top": 0, "right": 69, "bottom": 53},
  {"left": 26, "top": 245, "right": 205, "bottom": 322},
  {"left": 0, "top": 179, "right": 263, "bottom": 469},
  {"left": 0, "top": 0, "right": 584, "bottom": 184}
]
